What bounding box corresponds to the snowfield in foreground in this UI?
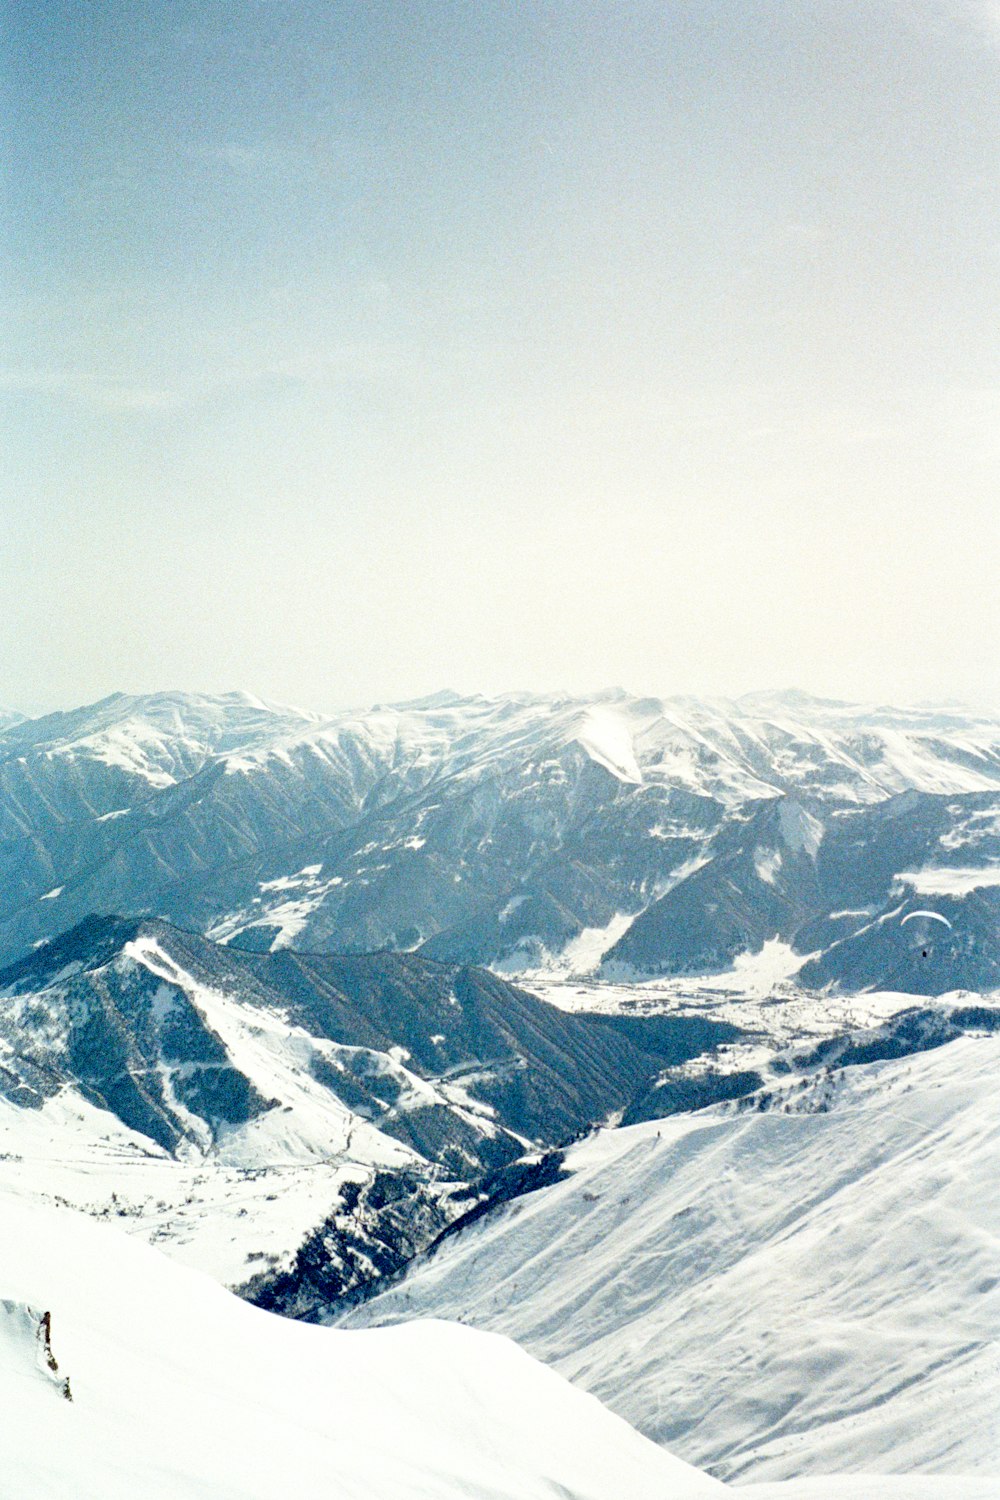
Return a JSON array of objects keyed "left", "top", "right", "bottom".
[
  {"left": 3, "top": 1047, "right": 999, "bottom": 1497},
  {"left": 740, "top": 1482, "right": 1000, "bottom": 1499},
  {"left": 4, "top": 1198, "right": 996, "bottom": 1500},
  {"left": 345, "top": 1031, "right": 1000, "bottom": 1487},
  {"left": 0, "top": 1190, "right": 725, "bottom": 1500}
]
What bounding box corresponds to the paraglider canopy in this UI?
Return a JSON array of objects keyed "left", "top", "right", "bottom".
[
  {"left": 900, "top": 909, "right": 953, "bottom": 931},
  {"left": 900, "top": 908, "right": 953, "bottom": 960}
]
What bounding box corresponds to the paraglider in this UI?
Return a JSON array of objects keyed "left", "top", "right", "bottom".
[
  {"left": 900, "top": 908, "right": 953, "bottom": 961},
  {"left": 900, "top": 910, "right": 953, "bottom": 931}
]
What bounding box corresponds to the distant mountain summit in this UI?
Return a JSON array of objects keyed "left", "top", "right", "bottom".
[{"left": 1, "top": 688, "right": 997, "bottom": 990}]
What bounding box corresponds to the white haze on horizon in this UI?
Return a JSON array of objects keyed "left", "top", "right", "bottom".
[{"left": 3, "top": 2, "right": 998, "bottom": 712}]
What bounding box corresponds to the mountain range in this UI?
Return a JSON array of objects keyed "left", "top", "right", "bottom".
[
  {"left": 2, "top": 687, "right": 998, "bottom": 991},
  {"left": 0, "top": 913, "right": 732, "bottom": 1309},
  {"left": 2, "top": 686, "right": 998, "bottom": 1493}
]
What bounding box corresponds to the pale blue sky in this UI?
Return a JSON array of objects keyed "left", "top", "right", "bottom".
[{"left": 3, "top": 1, "right": 998, "bottom": 713}]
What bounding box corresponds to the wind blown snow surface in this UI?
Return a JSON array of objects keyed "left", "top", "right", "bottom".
[
  {"left": 0, "top": 1190, "right": 725, "bottom": 1500},
  {"left": 345, "top": 1031, "right": 1000, "bottom": 1488},
  {"left": 4, "top": 1198, "right": 992, "bottom": 1500}
]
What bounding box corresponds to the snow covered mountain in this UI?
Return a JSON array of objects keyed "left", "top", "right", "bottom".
[
  {"left": 601, "top": 788, "right": 1000, "bottom": 992},
  {"left": 4, "top": 690, "right": 998, "bottom": 1495},
  {"left": 0, "top": 1187, "right": 724, "bottom": 1500},
  {"left": 344, "top": 1022, "right": 1000, "bottom": 1487},
  {"left": 0, "top": 914, "right": 730, "bottom": 1300},
  {"left": 3, "top": 1184, "right": 995, "bottom": 1500},
  {"left": 2, "top": 687, "right": 998, "bottom": 991}
]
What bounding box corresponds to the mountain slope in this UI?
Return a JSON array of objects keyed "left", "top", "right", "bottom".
[
  {"left": 344, "top": 1027, "right": 1000, "bottom": 1485},
  {"left": 0, "top": 915, "right": 734, "bottom": 1296},
  {"left": 1, "top": 688, "right": 998, "bottom": 989},
  {"left": 0, "top": 914, "right": 732, "bottom": 1167},
  {"left": 600, "top": 787, "right": 1000, "bottom": 990},
  {"left": 0, "top": 1189, "right": 724, "bottom": 1500}
]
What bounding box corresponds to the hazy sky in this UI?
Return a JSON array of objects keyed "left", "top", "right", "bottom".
[{"left": 3, "top": 1, "right": 998, "bottom": 714}]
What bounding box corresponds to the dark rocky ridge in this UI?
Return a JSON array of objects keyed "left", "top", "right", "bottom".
[{"left": 0, "top": 915, "right": 741, "bottom": 1168}]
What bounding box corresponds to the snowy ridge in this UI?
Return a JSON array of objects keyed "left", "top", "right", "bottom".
[
  {"left": 0, "top": 1189, "right": 724, "bottom": 1499},
  {"left": 119, "top": 934, "right": 426, "bottom": 1169},
  {"left": 345, "top": 1030, "right": 1000, "bottom": 1486},
  {"left": 2, "top": 687, "right": 1000, "bottom": 984}
]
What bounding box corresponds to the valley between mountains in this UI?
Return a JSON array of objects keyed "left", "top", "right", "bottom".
[{"left": 1, "top": 688, "right": 998, "bottom": 1497}]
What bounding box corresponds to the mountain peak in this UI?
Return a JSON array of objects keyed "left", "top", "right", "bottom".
[{"left": 0, "top": 914, "right": 170, "bottom": 992}]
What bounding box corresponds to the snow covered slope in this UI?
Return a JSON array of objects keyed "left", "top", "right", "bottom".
[
  {"left": 0, "top": 1189, "right": 724, "bottom": 1499},
  {"left": 741, "top": 1482, "right": 1000, "bottom": 1499},
  {"left": 1, "top": 688, "right": 998, "bottom": 989},
  {"left": 599, "top": 788, "right": 1000, "bottom": 990},
  {"left": 344, "top": 1029, "right": 1000, "bottom": 1486},
  {"left": 0, "top": 914, "right": 730, "bottom": 1294}
]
